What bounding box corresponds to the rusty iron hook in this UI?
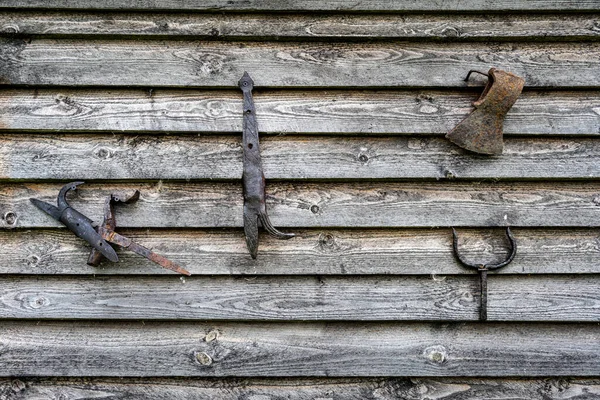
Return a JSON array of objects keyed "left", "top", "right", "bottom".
[
  {"left": 239, "top": 72, "right": 295, "bottom": 259},
  {"left": 30, "top": 182, "right": 190, "bottom": 275},
  {"left": 451, "top": 227, "right": 517, "bottom": 321}
]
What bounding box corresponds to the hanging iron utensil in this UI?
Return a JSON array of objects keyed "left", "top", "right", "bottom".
[
  {"left": 30, "top": 181, "right": 190, "bottom": 275},
  {"left": 451, "top": 227, "right": 517, "bottom": 321},
  {"left": 239, "top": 72, "right": 294, "bottom": 259},
  {"left": 446, "top": 68, "right": 525, "bottom": 155}
]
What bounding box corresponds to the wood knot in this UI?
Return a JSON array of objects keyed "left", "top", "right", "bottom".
[
  {"left": 10, "top": 379, "right": 26, "bottom": 393},
  {"left": 310, "top": 205, "right": 320, "bottom": 214},
  {"left": 205, "top": 330, "right": 219, "bottom": 343},
  {"left": 358, "top": 153, "right": 369, "bottom": 163},
  {"left": 195, "top": 351, "right": 213, "bottom": 366},
  {"left": 3, "top": 212, "right": 17, "bottom": 226},
  {"left": 94, "top": 147, "right": 113, "bottom": 160},
  {"left": 423, "top": 345, "right": 448, "bottom": 364},
  {"left": 25, "top": 255, "right": 40, "bottom": 267}
]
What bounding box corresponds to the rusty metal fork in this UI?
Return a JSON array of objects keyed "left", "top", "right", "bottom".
[{"left": 452, "top": 227, "right": 517, "bottom": 321}]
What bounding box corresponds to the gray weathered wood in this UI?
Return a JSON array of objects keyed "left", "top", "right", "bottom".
[
  {"left": 1, "top": 275, "right": 598, "bottom": 321},
  {"left": 3, "top": 182, "right": 600, "bottom": 229},
  {"left": 2, "top": 12, "right": 600, "bottom": 40},
  {"left": 0, "top": 321, "right": 598, "bottom": 376},
  {"left": 3, "top": 135, "right": 600, "bottom": 180},
  {"left": 3, "top": 377, "right": 600, "bottom": 400},
  {"left": 1, "top": 39, "right": 599, "bottom": 87},
  {"left": 0, "top": 89, "right": 598, "bottom": 135},
  {"left": 3, "top": 228, "right": 599, "bottom": 275},
  {"left": 1, "top": 0, "right": 598, "bottom": 11}
]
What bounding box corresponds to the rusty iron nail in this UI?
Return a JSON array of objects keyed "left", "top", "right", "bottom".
[
  {"left": 451, "top": 227, "right": 517, "bottom": 321},
  {"left": 30, "top": 182, "right": 190, "bottom": 275},
  {"left": 239, "top": 72, "right": 294, "bottom": 259},
  {"left": 446, "top": 68, "right": 525, "bottom": 155}
]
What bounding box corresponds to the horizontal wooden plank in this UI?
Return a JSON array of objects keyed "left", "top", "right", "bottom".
[
  {"left": 1, "top": 275, "right": 598, "bottom": 321},
  {"left": 4, "top": 377, "right": 600, "bottom": 400},
  {"left": 1, "top": 321, "right": 598, "bottom": 377},
  {"left": 1, "top": 39, "right": 599, "bottom": 88},
  {"left": 3, "top": 135, "right": 600, "bottom": 180},
  {"left": 1, "top": 0, "right": 599, "bottom": 11},
  {"left": 1, "top": 89, "right": 598, "bottom": 135},
  {"left": 3, "top": 228, "right": 599, "bottom": 275},
  {"left": 2, "top": 182, "right": 600, "bottom": 229},
  {"left": 2, "top": 12, "right": 600, "bottom": 40}
]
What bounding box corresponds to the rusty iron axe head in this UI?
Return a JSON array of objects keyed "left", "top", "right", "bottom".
[{"left": 446, "top": 68, "right": 525, "bottom": 155}]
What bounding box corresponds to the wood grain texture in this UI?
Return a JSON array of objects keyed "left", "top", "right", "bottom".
[
  {"left": 1, "top": 89, "right": 598, "bottom": 135},
  {"left": 2, "top": 12, "right": 600, "bottom": 40},
  {"left": 3, "top": 228, "right": 599, "bottom": 275},
  {"left": 0, "top": 275, "right": 598, "bottom": 321},
  {"left": 0, "top": 321, "right": 598, "bottom": 377},
  {"left": 3, "top": 135, "right": 600, "bottom": 180},
  {"left": 1, "top": 39, "right": 599, "bottom": 88},
  {"left": 1, "top": 0, "right": 599, "bottom": 11},
  {"left": 3, "top": 377, "right": 600, "bottom": 400},
  {"left": 3, "top": 181, "right": 600, "bottom": 229}
]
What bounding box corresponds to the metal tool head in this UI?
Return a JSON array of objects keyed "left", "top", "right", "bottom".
[
  {"left": 30, "top": 181, "right": 119, "bottom": 262},
  {"left": 446, "top": 68, "right": 525, "bottom": 155}
]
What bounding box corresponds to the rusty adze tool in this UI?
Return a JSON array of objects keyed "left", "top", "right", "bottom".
[
  {"left": 30, "top": 182, "right": 190, "bottom": 275},
  {"left": 239, "top": 71, "right": 294, "bottom": 259},
  {"left": 446, "top": 68, "right": 525, "bottom": 155}
]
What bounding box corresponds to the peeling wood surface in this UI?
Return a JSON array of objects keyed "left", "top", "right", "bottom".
[
  {"left": 1, "top": 12, "right": 600, "bottom": 40},
  {"left": 3, "top": 182, "right": 600, "bottom": 229},
  {"left": 3, "top": 378, "right": 600, "bottom": 400},
  {"left": 0, "top": 89, "right": 598, "bottom": 135},
  {"left": 3, "top": 377, "right": 600, "bottom": 400},
  {"left": 0, "top": 275, "right": 598, "bottom": 321},
  {"left": 3, "top": 228, "right": 599, "bottom": 275},
  {"left": 1, "top": 39, "right": 599, "bottom": 88},
  {"left": 1, "top": 321, "right": 599, "bottom": 377},
  {"left": 1, "top": 0, "right": 599, "bottom": 11},
  {"left": 3, "top": 135, "right": 600, "bottom": 180}
]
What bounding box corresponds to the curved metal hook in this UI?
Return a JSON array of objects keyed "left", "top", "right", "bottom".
[
  {"left": 452, "top": 227, "right": 517, "bottom": 270},
  {"left": 57, "top": 181, "right": 85, "bottom": 210},
  {"left": 464, "top": 69, "right": 490, "bottom": 82},
  {"left": 259, "top": 212, "right": 295, "bottom": 240}
]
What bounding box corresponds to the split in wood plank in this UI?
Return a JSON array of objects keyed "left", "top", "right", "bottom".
[
  {"left": 0, "top": 89, "right": 598, "bottom": 135},
  {"left": 0, "top": 321, "right": 598, "bottom": 377},
  {"left": 1, "top": 39, "right": 600, "bottom": 88},
  {"left": 1, "top": 12, "right": 600, "bottom": 40},
  {"left": 3, "top": 134, "right": 600, "bottom": 180},
  {"left": 1, "top": 0, "right": 599, "bottom": 12},
  {"left": 2, "top": 228, "right": 600, "bottom": 275},
  {"left": 3, "top": 181, "right": 600, "bottom": 229},
  {"left": 1, "top": 275, "right": 599, "bottom": 321}
]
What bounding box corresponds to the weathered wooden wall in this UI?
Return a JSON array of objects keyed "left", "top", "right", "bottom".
[{"left": 0, "top": 1, "right": 599, "bottom": 399}]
